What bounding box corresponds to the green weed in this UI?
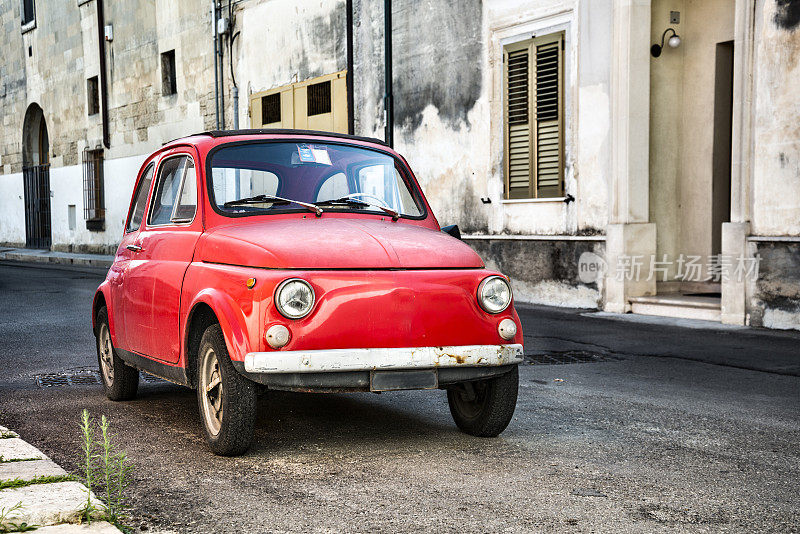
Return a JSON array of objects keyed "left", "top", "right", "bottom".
[
  {"left": 0, "top": 502, "right": 38, "bottom": 533},
  {"left": 77, "top": 410, "right": 134, "bottom": 526},
  {"left": 0, "top": 475, "right": 74, "bottom": 491}
]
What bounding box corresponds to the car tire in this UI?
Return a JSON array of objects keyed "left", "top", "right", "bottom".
[
  {"left": 447, "top": 365, "right": 519, "bottom": 437},
  {"left": 96, "top": 307, "right": 139, "bottom": 401},
  {"left": 196, "top": 324, "right": 256, "bottom": 456}
]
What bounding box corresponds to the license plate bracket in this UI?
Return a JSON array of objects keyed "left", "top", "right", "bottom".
[{"left": 370, "top": 369, "right": 438, "bottom": 392}]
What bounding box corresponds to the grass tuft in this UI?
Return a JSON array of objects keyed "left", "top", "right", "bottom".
[
  {"left": 0, "top": 502, "right": 39, "bottom": 533},
  {"left": 77, "top": 410, "right": 134, "bottom": 528},
  {"left": 0, "top": 475, "right": 74, "bottom": 491},
  {"left": 0, "top": 457, "right": 39, "bottom": 465}
]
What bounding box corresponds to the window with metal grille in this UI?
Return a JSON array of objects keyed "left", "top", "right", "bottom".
[
  {"left": 503, "top": 32, "right": 564, "bottom": 199},
  {"left": 83, "top": 148, "right": 105, "bottom": 230},
  {"left": 161, "top": 50, "right": 177, "bottom": 96},
  {"left": 87, "top": 77, "right": 99, "bottom": 115},
  {"left": 261, "top": 93, "right": 281, "bottom": 125},
  {"left": 21, "top": 0, "right": 35, "bottom": 26},
  {"left": 307, "top": 80, "right": 331, "bottom": 116}
]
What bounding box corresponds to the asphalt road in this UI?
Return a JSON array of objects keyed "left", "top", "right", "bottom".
[{"left": 0, "top": 261, "right": 798, "bottom": 533}]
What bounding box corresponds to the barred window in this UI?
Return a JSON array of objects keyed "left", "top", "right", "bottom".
[
  {"left": 503, "top": 32, "right": 565, "bottom": 199},
  {"left": 83, "top": 148, "right": 105, "bottom": 230},
  {"left": 307, "top": 80, "right": 331, "bottom": 116},
  {"left": 261, "top": 93, "right": 281, "bottom": 125}
]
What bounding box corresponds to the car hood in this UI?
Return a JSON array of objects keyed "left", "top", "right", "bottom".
[{"left": 197, "top": 218, "right": 485, "bottom": 269}]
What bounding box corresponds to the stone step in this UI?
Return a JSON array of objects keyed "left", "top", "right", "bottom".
[
  {"left": 629, "top": 295, "right": 722, "bottom": 322},
  {"left": 0, "top": 481, "right": 106, "bottom": 526}
]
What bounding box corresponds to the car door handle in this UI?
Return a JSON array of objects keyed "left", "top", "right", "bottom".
[{"left": 126, "top": 244, "right": 143, "bottom": 252}]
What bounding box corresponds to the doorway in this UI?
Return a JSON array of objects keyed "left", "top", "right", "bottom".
[
  {"left": 711, "top": 41, "right": 734, "bottom": 256},
  {"left": 22, "top": 103, "right": 51, "bottom": 249}
]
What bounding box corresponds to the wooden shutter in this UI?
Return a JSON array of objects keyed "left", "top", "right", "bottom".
[{"left": 504, "top": 32, "right": 564, "bottom": 199}]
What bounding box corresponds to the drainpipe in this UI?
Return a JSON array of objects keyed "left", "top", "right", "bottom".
[
  {"left": 228, "top": 0, "right": 239, "bottom": 130},
  {"left": 346, "top": 0, "right": 355, "bottom": 135},
  {"left": 96, "top": 0, "right": 110, "bottom": 148},
  {"left": 212, "top": 0, "right": 220, "bottom": 129},
  {"left": 218, "top": 2, "right": 225, "bottom": 130},
  {"left": 383, "top": 0, "right": 393, "bottom": 147}
]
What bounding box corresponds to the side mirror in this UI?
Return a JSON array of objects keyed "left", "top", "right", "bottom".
[{"left": 441, "top": 224, "right": 461, "bottom": 240}]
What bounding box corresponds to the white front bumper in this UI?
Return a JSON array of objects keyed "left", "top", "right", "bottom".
[{"left": 243, "top": 344, "right": 524, "bottom": 374}]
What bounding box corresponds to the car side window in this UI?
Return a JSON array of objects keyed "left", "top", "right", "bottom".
[
  {"left": 172, "top": 158, "right": 197, "bottom": 222},
  {"left": 126, "top": 164, "right": 154, "bottom": 233},
  {"left": 148, "top": 156, "right": 196, "bottom": 226}
]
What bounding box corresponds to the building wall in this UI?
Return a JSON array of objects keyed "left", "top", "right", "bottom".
[
  {"left": 0, "top": 0, "right": 798, "bottom": 327},
  {"left": 745, "top": 0, "right": 800, "bottom": 329},
  {"left": 0, "top": 0, "right": 214, "bottom": 253},
  {"left": 751, "top": 0, "right": 800, "bottom": 236}
]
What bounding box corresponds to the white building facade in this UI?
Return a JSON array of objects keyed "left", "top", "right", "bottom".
[{"left": 1, "top": 0, "right": 798, "bottom": 329}]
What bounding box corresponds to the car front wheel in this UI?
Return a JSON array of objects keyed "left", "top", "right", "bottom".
[
  {"left": 447, "top": 365, "right": 519, "bottom": 437},
  {"left": 96, "top": 307, "right": 139, "bottom": 401},
  {"left": 196, "top": 324, "right": 256, "bottom": 456}
]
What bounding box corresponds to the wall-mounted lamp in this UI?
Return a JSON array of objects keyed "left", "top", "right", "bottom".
[{"left": 651, "top": 28, "right": 681, "bottom": 57}]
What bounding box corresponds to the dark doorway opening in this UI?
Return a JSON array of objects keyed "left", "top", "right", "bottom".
[
  {"left": 711, "top": 41, "right": 734, "bottom": 256},
  {"left": 22, "top": 103, "right": 51, "bottom": 249}
]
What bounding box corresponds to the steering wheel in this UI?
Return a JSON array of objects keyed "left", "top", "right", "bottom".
[{"left": 340, "top": 192, "right": 393, "bottom": 209}]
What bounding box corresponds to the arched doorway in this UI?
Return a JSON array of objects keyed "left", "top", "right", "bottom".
[{"left": 22, "top": 103, "right": 51, "bottom": 249}]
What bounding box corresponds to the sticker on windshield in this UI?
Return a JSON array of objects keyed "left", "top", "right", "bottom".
[
  {"left": 311, "top": 146, "right": 332, "bottom": 165},
  {"left": 297, "top": 145, "right": 315, "bottom": 163},
  {"left": 296, "top": 144, "right": 332, "bottom": 165}
]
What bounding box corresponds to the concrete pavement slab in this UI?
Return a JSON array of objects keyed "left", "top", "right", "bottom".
[
  {"left": 0, "top": 481, "right": 105, "bottom": 526},
  {"left": 30, "top": 522, "right": 122, "bottom": 533},
  {"left": 0, "top": 248, "right": 113, "bottom": 269},
  {"left": 0, "top": 438, "right": 47, "bottom": 461},
  {"left": 0, "top": 459, "right": 67, "bottom": 482}
]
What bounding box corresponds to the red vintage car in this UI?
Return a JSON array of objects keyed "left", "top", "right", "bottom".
[{"left": 92, "top": 130, "right": 524, "bottom": 455}]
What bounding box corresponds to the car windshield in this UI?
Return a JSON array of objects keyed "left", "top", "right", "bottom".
[{"left": 208, "top": 142, "right": 424, "bottom": 217}]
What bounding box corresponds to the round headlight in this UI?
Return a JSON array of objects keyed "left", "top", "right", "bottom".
[
  {"left": 275, "top": 279, "right": 315, "bottom": 319},
  {"left": 478, "top": 276, "right": 512, "bottom": 314}
]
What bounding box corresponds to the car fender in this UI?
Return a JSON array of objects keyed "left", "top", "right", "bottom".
[
  {"left": 185, "top": 289, "right": 252, "bottom": 364},
  {"left": 92, "top": 282, "right": 117, "bottom": 341}
]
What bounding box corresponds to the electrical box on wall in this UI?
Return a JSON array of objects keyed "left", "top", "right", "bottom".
[
  {"left": 216, "top": 17, "right": 229, "bottom": 36},
  {"left": 670, "top": 11, "right": 680, "bottom": 24}
]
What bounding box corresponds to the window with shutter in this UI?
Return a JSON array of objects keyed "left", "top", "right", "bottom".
[{"left": 504, "top": 32, "right": 564, "bottom": 199}]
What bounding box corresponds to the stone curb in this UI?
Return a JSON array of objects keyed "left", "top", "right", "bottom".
[
  {"left": 0, "top": 249, "right": 114, "bottom": 269},
  {"left": 0, "top": 425, "right": 122, "bottom": 533}
]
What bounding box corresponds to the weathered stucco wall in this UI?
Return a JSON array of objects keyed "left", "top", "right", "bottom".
[
  {"left": 237, "top": 0, "right": 347, "bottom": 127},
  {"left": 469, "top": 238, "right": 605, "bottom": 307},
  {"left": 748, "top": 241, "right": 800, "bottom": 329},
  {"left": 0, "top": 0, "right": 215, "bottom": 250},
  {"left": 751, "top": 0, "right": 800, "bottom": 236}
]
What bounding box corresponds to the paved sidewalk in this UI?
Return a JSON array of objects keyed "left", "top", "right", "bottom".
[
  {"left": 0, "top": 248, "right": 114, "bottom": 269},
  {"left": 0, "top": 425, "right": 120, "bottom": 533}
]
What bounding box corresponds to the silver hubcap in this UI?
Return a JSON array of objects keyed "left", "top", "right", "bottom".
[
  {"left": 99, "top": 323, "right": 114, "bottom": 386},
  {"left": 200, "top": 346, "right": 224, "bottom": 436}
]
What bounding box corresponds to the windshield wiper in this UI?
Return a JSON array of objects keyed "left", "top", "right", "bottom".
[
  {"left": 314, "top": 196, "right": 399, "bottom": 220},
  {"left": 223, "top": 194, "right": 323, "bottom": 216}
]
